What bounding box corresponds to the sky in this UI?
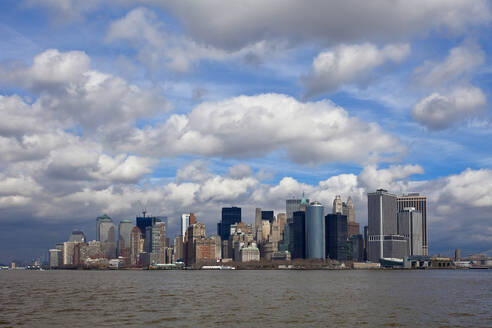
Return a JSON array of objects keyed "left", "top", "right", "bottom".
[{"left": 1, "top": 0, "right": 492, "bottom": 263}]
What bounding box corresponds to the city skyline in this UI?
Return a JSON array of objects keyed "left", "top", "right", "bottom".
[{"left": 1, "top": 1, "right": 492, "bottom": 263}]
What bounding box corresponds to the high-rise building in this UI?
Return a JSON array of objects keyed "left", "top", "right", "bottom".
[
  {"left": 397, "top": 193, "right": 427, "bottom": 255},
  {"left": 49, "top": 249, "right": 62, "bottom": 268},
  {"left": 96, "top": 214, "right": 112, "bottom": 241},
  {"left": 350, "top": 234, "right": 364, "bottom": 262},
  {"left": 276, "top": 213, "right": 287, "bottom": 237},
  {"left": 292, "top": 211, "right": 306, "bottom": 259},
  {"left": 130, "top": 226, "right": 141, "bottom": 266},
  {"left": 367, "top": 189, "right": 407, "bottom": 262},
  {"left": 344, "top": 197, "right": 355, "bottom": 223},
  {"left": 174, "top": 235, "right": 184, "bottom": 262},
  {"left": 333, "top": 195, "right": 343, "bottom": 214},
  {"left": 218, "top": 207, "right": 241, "bottom": 242},
  {"left": 325, "top": 213, "right": 348, "bottom": 261},
  {"left": 181, "top": 213, "right": 190, "bottom": 240},
  {"left": 286, "top": 193, "right": 309, "bottom": 222},
  {"left": 255, "top": 208, "right": 263, "bottom": 243},
  {"left": 97, "top": 215, "right": 116, "bottom": 259},
  {"left": 69, "top": 230, "right": 86, "bottom": 243},
  {"left": 117, "top": 220, "right": 133, "bottom": 260},
  {"left": 397, "top": 207, "right": 423, "bottom": 256},
  {"left": 137, "top": 213, "right": 161, "bottom": 238},
  {"left": 261, "top": 210, "right": 274, "bottom": 223},
  {"left": 305, "top": 201, "right": 325, "bottom": 259},
  {"left": 149, "top": 222, "right": 167, "bottom": 264}
]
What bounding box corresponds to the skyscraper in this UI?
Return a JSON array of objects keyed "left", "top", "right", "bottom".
[
  {"left": 218, "top": 207, "right": 241, "bottom": 241},
  {"left": 397, "top": 193, "right": 427, "bottom": 255},
  {"left": 286, "top": 193, "right": 309, "bottom": 223},
  {"left": 397, "top": 207, "right": 423, "bottom": 256},
  {"left": 255, "top": 208, "right": 263, "bottom": 243},
  {"left": 367, "top": 189, "right": 407, "bottom": 262},
  {"left": 292, "top": 211, "right": 306, "bottom": 259},
  {"left": 344, "top": 196, "right": 355, "bottom": 223},
  {"left": 97, "top": 215, "right": 116, "bottom": 259},
  {"left": 325, "top": 213, "right": 348, "bottom": 261},
  {"left": 69, "top": 230, "right": 86, "bottom": 243},
  {"left": 332, "top": 195, "right": 343, "bottom": 214},
  {"left": 261, "top": 210, "right": 274, "bottom": 223},
  {"left": 137, "top": 213, "right": 161, "bottom": 238},
  {"left": 117, "top": 220, "right": 133, "bottom": 259},
  {"left": 305, "top": 201, "right": 325, "bottom": 259},
  {"left": 129, "top": 226, "right": 141, "bottom": 266},
  {"left": 181, "top": 213, "right": 190, "bottom": 240}
]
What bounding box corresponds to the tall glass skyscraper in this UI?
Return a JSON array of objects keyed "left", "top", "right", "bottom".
[
  {"left": 305, "top": 201, "right": 325, "bottom": 259},
  {"left": 218, "top": 207, "right": 241, "bottom": 241},
  {"left": 97, "top": 215, "right": 116, "bottom": 259},
  {"left": 117, "top": 220, "right": 133, "bottom": 258},
  {"left": 325, "top": 213, "right": 348, "bottom": 260},
  {"left": 292, "top": 211, "right": 306, "bottom": 259}
]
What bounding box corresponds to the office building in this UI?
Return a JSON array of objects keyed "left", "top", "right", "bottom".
[
  {"left": 97, "top": 215, "right": 116, "bottom": 259},
  {"left": 117, "top": 220, "right": 133, "bottom": 259},
  {"left": 286, "top": 193, "right": 309, "bottom": 222},
  {"left": 397, "top": 207, "right": 423, "bottom": 256},
  {"left": 292, "top": 211, "right": 306, "bottom": 259},
  {"left": 137, "top": 213, "right": 161, "bottom": 237},
  {"left": 350, "top": 234, "right": 364, "bottom": 262},
  {"left": 218, "top": 207, "right": 241, "bottom": 242},
  {"left": 333, "top": 195, "right": 343, "bottom": 214},
  {"left": 305, "top": 201, "right": 325, "bottom": 259},
  {"left": 69, "top": 230, "right": 86, "bottom": 243},
  {"left": 49, "top": 249, "right": 62, "bottom": 268},
  {"left": 261, "top": 210, "right": 274, "bottom": 223},
  {"left": 276, "top": 213, "right": 287, "bottom": 237},
  {"left": 130, "top": 227, "right": 141, "bottom": 266},
  {"left": 240, "top": 245, "right": 260, "bottom": 262},
  {"left": 367, "top": 189, "right": 407, "bottom": 261},
  {"left": 174, "top": 235, "right": 184, "bottom": 262},
  {"left": 255, "top": 208, "right": 263, "bottom": 243},
  {"left": 325, "top": 213, "right": 348, "bottom": 261},
  {"left": 397, "top": 193, "right": 427, "bottom": 255}
]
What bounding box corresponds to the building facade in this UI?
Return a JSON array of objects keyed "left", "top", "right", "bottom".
[
  {"left": 325, "top": 213, "right": 348, "bottom": 261},
  {"left": 305, "top": 201, "right": 325, "bottom": 259},
  {"left": 397, "top": 193, "right": 427, "bottom": 255}
]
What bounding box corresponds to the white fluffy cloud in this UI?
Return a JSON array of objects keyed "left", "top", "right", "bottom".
[
  {"left": 412, "top": 86, "right": 487, "bottom": 130},
  {"left": 302, "top": 43, "right": 410, "bottom": 97},
  {"left": 119, "top": 93, "right": 403, "bottom": 164},
  {"left": 1, "top": 49, "right": 168, "bottom": 136},
  {"left": 412, "top": 43, "right": 488, "bottom": 130},
  {"left": 105, "top": 7, "right": 280, "bottom": 72}
]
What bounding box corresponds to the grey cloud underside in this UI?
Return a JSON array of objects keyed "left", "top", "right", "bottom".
[{"left": 145, "top": 0, "right": 491, "bottom": 50}]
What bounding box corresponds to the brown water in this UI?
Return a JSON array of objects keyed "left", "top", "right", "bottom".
[{"left": 0, "top": 270, "right": 491, "bottom": 327}]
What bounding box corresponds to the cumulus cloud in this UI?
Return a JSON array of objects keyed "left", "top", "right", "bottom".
[
  {"left": 118, "top": 93, "right": 403, "bottom": 164},
  {"left": 412, "top": 86, "right": 487, "bottom": 130},
  {"left": 302, "top": 43, "right": 410, "bottom": 97},
  {"left": 105, "top": 7, "right": 281, "bottom": 72},
  {"left": 1, "top": 49, "right": 168, "bottom": 136},
  {"left": 359, "top": 164, "right": 425, "bottom": 191}
]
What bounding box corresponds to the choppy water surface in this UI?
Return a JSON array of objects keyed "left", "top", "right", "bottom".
[{"left": 0, "top": 269, "right": 491, "bottom": 327}]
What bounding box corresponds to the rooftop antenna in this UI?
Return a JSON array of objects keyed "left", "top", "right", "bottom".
[{"left": 142, "top": 210, "right": 147, "bottom": 218}]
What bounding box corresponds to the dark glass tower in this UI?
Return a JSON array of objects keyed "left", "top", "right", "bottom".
[
  {"left": 218, "top": 207, "right": 242, "bottom": 241},
  {"left": 325, "top": 213, "right": 348, "bottom": 260},
  {"left": 292, "top": 211, "right": 306, "bottom": 259},
  {"left": 136, "top": 213, "right": 161, "bottom": 237},
  {"left": 261, "top": 210, "right": 274, "bottom": 223}
]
